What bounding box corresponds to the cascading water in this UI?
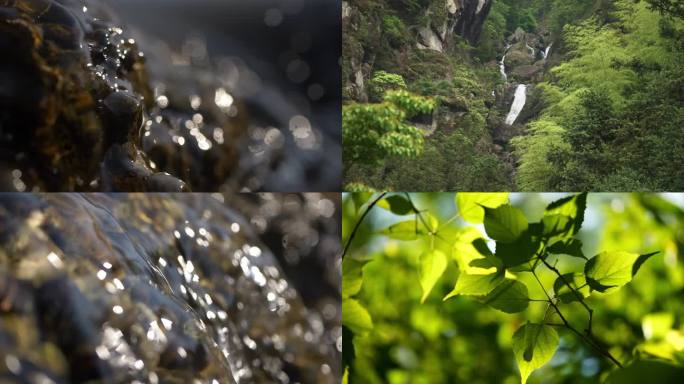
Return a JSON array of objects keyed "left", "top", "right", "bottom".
[
  {"left": 525, "top": 42, "right": 535, "bottom": 57},
  {"left": 505, "top": 84, "right": 527, "bottom": 125},
  {"left": 499, "top": 44, "right": 510, "bottom": 82},
  {"left": 542, "top": 44, "right": 552, "bottom": 60}
]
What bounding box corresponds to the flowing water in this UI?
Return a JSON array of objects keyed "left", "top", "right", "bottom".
[
  {"left": 505, "top": 84, "right": 527, "bottom": 125},
  {"left": 499, "top": 44, "right": 510, "bottom": 82},
  {"left": 0, "top": 193, "right": 340, "bottom": 383},
  {"left": 542, "top": 44, "right": 552, "bottom": 60}
]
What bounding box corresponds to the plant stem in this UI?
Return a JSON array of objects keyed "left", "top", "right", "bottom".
[
  {"left": 540, "top": 256, "right": 594, "bottom": 334},
  {"left": 341, "top": 192, "right": 387, "bottom": 259},
  {"left": 530, "top": 269, "right": 622, "bottom": 368}
]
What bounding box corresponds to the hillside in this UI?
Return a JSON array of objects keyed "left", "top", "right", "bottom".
[{"left": 342, "top": 0, "right": 684, "bottom": 191}]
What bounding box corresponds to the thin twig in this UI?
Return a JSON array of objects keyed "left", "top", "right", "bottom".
[
  {"left": 540, "top": 255, "right": 594, "bottom": 334},
  {"left": 341, "top": 192, "right": 387, "bottom": 259},
  {"left": 531, "top": 269, "right": 622, "bottom": 367}
]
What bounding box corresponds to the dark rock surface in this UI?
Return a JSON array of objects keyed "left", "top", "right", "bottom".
[
  {"left": 0, "top": 193, "right": 340, "bottom": 383},
  {"left": 0, "top": 0, "right": 340, "bottom": 192}
]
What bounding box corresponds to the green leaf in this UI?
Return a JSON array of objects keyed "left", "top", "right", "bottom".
[
  {"left": 547, "top": 239, "right": 586, "bottom": 259},
  {"left": 419, "top": 250, "right": 447, "bottom": 303},
  {"left": 483, "top": 205, "right": 529, "bottom": 243},
  {"left": 457, "top": 193, "right": 509, "bottom": 223},
  {"left": 512, "top": 323, "right": 559, "bottom": 384},
  {"left": 605, "top": 359, "right": 684, "bottom": 384},
  {"left": 342, "top": 257, "right": 368, "bottom": 298},
  {"left": 342, "top": 298, "right": 373, "bottom": 334},
  {"left": 584, "top": 250, "right": 655, "bottom": 293},
  {"left": 480, "top": 279, "right": 529, "bottom": 313},
  {"left": 544, "top": 193, "right": 587, "bottom": 235},
  {"left": 378, "top": 195, "right": 413, "bottom": 215},
  {"left": 380, "top": 219, "right": 425, "bottom": 240},
  {"left": 552, "top": 273, "right": 590, "bottom": 303},
  {"left": 633, "top": 251, "right": 659, "bottom": 276},
  {"left": 468, "top": 238, "right": 503, "bottom": 270},
  {"left": 443, "top": 271, "right": 504, "bottom": 300},
  {"left": 495, "top": 231, "right": 540, "bottom": 269},
  {"left": 541, "top": 214, "right": 573, "bottom": 239}
]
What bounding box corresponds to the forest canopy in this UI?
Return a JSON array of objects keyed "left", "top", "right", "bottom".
[{"left": 342, "top": 0, "right": 684, "bottom": 191}]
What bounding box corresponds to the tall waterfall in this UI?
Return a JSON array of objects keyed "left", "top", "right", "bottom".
[
  {"left": 505, "top": 84, "right": 527, "bottom": 125},
  {"left": 542, "top": 44, "right": 552, "bottom": 60}
]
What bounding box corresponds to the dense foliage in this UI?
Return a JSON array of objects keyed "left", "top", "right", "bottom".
[
  {"left": 343, "top": 0, "right": 684, "bottom": 191},
  {"left": 342, "top": 192, "right": 684, "bottom": 383},
  {"left": 514, "top": 0, "right": 684, "bottom": 191}
]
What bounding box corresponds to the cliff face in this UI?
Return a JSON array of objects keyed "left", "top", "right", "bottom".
[
  {"left": 453, "top": 0, "right": 494, "bottom": 44},
  {"left": 343, "top": 0, "right": 494, "bottom": 102}
]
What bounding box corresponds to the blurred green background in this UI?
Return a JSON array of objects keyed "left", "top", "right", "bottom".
[{"left": 342, "top": 193, "right": 684, "bottom": 383}]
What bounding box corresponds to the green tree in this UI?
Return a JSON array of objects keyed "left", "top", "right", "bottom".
[{"left": 343, "top": 90, "right": 435, "bottom": 169}]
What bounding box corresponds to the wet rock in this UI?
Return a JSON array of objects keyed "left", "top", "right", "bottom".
[
  {"left": 0, "top": 0, "right": 334, "bottom": 191},
  {"left": 0, "top": 193, "right": 340, "bottom": 383}
]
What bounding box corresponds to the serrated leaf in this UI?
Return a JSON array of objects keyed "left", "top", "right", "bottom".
[
  {"left": 457, "top": 193, "right": 509, "bottom": 223},
  {"left": 512, "top": 323, "right": 559, "bottom": 384},
  {"left": 443, "top": 271, "right": 504, "bottom": 300},
  {"left": 378, "top": 195, "right": 413, "bottom": 215},
  {"left": 480, "top": 279, "right": 529, "bottom": 313},
  {"left": 541, "top": 214, "right": 573, "bottom": 239},
  {"left": 547, "top": 239, "right": 585, "bottom": 259},
  {"left": 552, "top": 272, "right": 590, "bottom": 303},
  {"left": 545, "top": 193, "right": 587, "bottom": 235},
  {"left": 419, "top": 250, "right": 447, "bottom": 303},
  {"left": 584, "top": 251, "right": 653, "bottom": 293},
  {"left": 342, "top": 298, "right": 373, "bottom": 334},
  {"left": 380, "top": 219, "right": 425, "bottom": 240},
  {"left": 342, "top": 257, "right": 367, "bottom": 298},
  {"left": 483, "top": 205, "right": 529, "bottom": 243}
]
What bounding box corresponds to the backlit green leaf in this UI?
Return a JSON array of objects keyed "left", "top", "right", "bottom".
[
  {"left": 378, "top": 195, "right": 413, "bottom": 215},
  {"left": 541, "top": 214, "right": 573, "bottom": 240},
  {"left": 480, "top": 279, "right": 529, "bottom": 313},
  {"left": 547, "top": 239, "right": 586, "bottom": 259},
  {"left": 483, "top": 205, "right": 529, "bottom": 243},
  {"left": 419, "top": 250, "right": 447, "bottom": 303},
  {"left": 457, "top": 193, "right": 509, "bottom": 223},
  {"left": 495, "top": 231, "right": 540, "bottom": 269},
  {"left": 553, "top": 272, "right": 590, "bottom": 303},
  {"left": 342, "top": 257, "right": 368, "bottom": 298},
  {"left": 380, "top": 219, "right": 425, "bottom": 240},
  {"left": 443, "top": 271, "right": 504, "bottom": 300},
  {"left": 342, "top": 298, "right": 373, "bottom": 334},
  {"left": 584, "top": 251, "right": 652, "bottom": 293},
  {"left": 545, "top": 193, "right": 587, "bottom": 235},
  {"left": 512, "top": 323, "right": 559, "bottom": 384}
]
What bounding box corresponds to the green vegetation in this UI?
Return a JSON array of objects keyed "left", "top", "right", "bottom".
[
  {"left": 343, "top": 0, "right": 684, "bottom": 191},
  {"left": 342, "top": 192, "right": 684, "bottom": 383}
]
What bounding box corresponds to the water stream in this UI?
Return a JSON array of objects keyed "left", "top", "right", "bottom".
[
  {"left": 0, "top": 194, "right": 340, "bottom": 383},
  {"left": 505, "top": 84, "right": 527, "bottom": 125}
]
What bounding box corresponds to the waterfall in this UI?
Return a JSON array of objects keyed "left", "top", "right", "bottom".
[
  {"left": 525, "top": 42, "right": 535, "bottom": 57},
  {"left": 499, "top": 44, "right": 510, "bottom": 82},
  {"left": 542, "top": 44, "right": 552, "bottom": 60},
  {"left": 505, "top": 84, "right": 527, "bottom": 125}
]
